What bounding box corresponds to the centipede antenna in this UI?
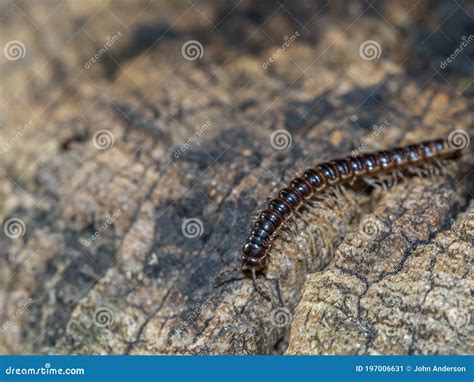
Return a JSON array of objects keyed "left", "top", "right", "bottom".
[
  {"left": 214, "top": 266, "right": 245, "bottom": 288},
  {"left": 252, "top": 268, "right": 271, "bottom": 302}
]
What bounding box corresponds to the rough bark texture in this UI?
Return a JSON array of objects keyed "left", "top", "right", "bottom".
[
  {"left": 0, "top": 0, "right": 472, "bottom": 355},
  {"left": 286, "top": 184, "right": 473, "bottom": 355}
]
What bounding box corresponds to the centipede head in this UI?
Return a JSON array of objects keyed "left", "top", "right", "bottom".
[{"left": 241, "top": 252, "right": 268, "bottom": 272}]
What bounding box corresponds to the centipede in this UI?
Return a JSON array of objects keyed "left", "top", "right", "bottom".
[{"left": 236, "top": 138, "right": 464, "bottom": 300}]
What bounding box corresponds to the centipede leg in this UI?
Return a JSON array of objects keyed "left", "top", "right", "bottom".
[
  {"left": 376, "top": 176, "right": 388, "bottom": 191},
  {"left": 339, "top": 183, "right": 359, "bottom": 210},
  {"left": 283, "top": 214, "right": 302, "bottom": 238},
  {"left": 307, "top": 192, "right": 337, "bottom": 210},
  {"left": 326, "top": 187, "right": 339, "bottom": 207},
  {"left": 375, "top": 174, "right": 398, "bottom": 190},
  {"left": 323, "top": 192, "right": 339, "bottom": 209},
  {"left": 407, "top": 166, "right": 426, "bottom": 178},
  {"left": 391, "top": 172, "right": 399, "bottom": 187},
  {"left": 395, "top": 171, "right": 407, "bottom": 184},
  {"left": 363, "top": 176, "right": 379, "bottom": 189},
  {"left": 322, "top": 191, "right": 336, "bottom": 210},
  {"left": 423, "top": 161, "right": 445, "bottom": 177},
  {"left": 248, "top": 210, "right": 261, "bottom": 225},
  {"left": 419, "top": 166, "right": 432, "bottom": 177},
  {"left": 306, "top": 198, "right": 322, "bottom": 209},
  {"left": 332, "top": 185, "right": 348, "bottom": 208},
  {"left": 282, "top": 220, "right": 299, "bottom": 241},
  {"left": 388, "top": 173, "right": 397, "bottom": 188},
  {"left": 281, "top": 230, "right": 294, "bottom": 242},
  {"left": 336, "top": 184, "right": 349, "bottom": 201},
  {"left": 305, "top": 226, "right": 318, "bottom": 257},
  {"left": 424, "top": 162, "right": 445, "bottom": 177},
  {"left": 433, "top": 162, "right": 441, "bottom": 176},
  {"left": 292, "top": 209, "right": 311, "bottom": 229},
  {"left": 386, "top": 173, "right": 398, "bottom": 189},
  {"left": 424, "top": 164, "right": 434, "bottom": 177},
  {"left": 437, "top": 160, "right": 449, "bottom": 175},
  {"left": 425, "top": 163, "right": 441, "bottom": 178}
]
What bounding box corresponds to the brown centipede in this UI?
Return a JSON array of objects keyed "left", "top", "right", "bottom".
[{"left": 232, "top": 138, "right": 464, "bottom": 300}]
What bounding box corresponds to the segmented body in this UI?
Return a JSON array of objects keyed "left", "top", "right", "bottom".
[{"left": 242, "top": 139, "right": 461, "bottom": 270}]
